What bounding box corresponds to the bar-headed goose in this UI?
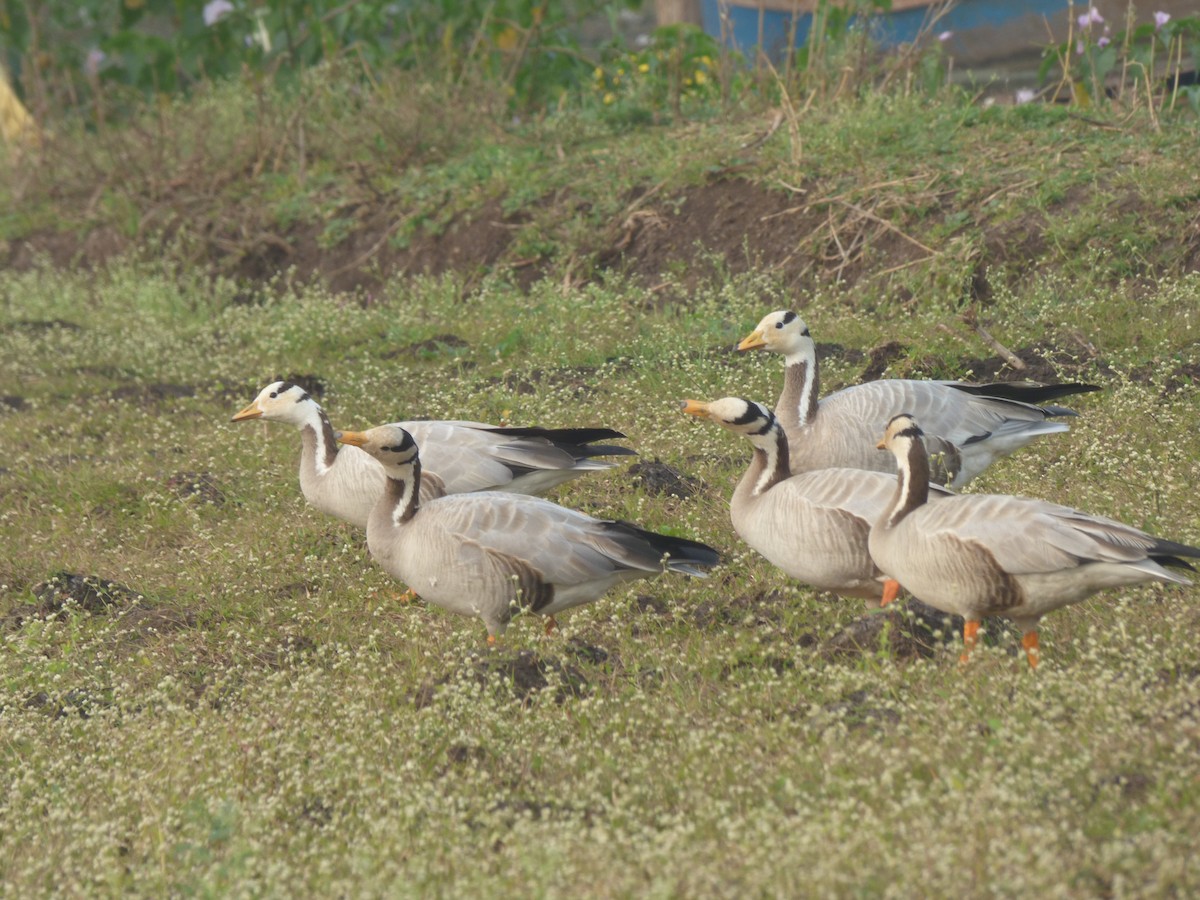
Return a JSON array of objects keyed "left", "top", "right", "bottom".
[
  {"left": 232, "top": 381, "right": 635, "bottom": 530},
  {"left": 336, "top": 424, "right": 720, "bottom": 641},
  {"left": 682, "top": 396, "right": 951, "bottom": 601},
  {"left": 869, "top": 414, "right": 1200, "bottom": 668},
  {"left": 736, "top": 310, "right": 1099, "bottom": 487}
]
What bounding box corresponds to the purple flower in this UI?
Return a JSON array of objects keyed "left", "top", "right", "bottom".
[
  {"left": 84, "top": 48, "right": 106, "bottom": 77},
  {"left": 1154, "top": 11, "right": 1171, "bottom": 30},
  {"left": 203, "top": 0, "right": 234, "bottom": 27},
  {"left": 1015, "top": 88, "right": 1037, "bottom": 105},
  {"left": 938, "top": 31, "right": 953, "bottom": 43},
  {"left": 1077, "top": 6, "right": 1104, "bottom": 29},
  {"left": 1076, "top": 38, "right": 1085, "bottom": 55},
  {"left": 1097, "top": 35, "right": 1110, "bottom": 47}
]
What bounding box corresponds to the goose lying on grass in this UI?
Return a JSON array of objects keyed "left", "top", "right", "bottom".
[
  {"left": 337, "top": 423, "right": 720, "bottom": 641},
  {"left": 868, "top": 413, "right": 1200, "bottom": 668},
  {"left": 736, "top": 310, "right": 1099, "bottom": 487},
  {"left": 232, "top": 381, "right": 635, "bottom": 529},
  {"left": 681, "top": 396, "right": 951, "bottom": 601}
]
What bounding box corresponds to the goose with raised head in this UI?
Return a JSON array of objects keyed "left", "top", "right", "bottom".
[
  {"left": 336, "top": 424, "right": 720, "bottom": 641},
  {"left": 868, "top": 413, "right": 1200, "bottom": 668},
  {"left": 736, "top": 310, "right": 1099, "bottom": 487},
  {"left": 682, "top": 396, "right": 951, "bottom": 601},
  {"left": 232, "top": 381, "right": 635, "bottom": 529}
]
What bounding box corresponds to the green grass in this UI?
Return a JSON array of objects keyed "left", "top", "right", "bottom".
[{"left": 1, "top": 73, "right": 1199, "bottom": 896}]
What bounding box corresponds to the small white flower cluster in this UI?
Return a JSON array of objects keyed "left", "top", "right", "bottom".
[{"left": 1, "top": 197, "right": 1198, "bottom": 894}]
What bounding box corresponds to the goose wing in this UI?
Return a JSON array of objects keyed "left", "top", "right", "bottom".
[
  {"left": 910, "top": 494, "right": 1190, "bottom": 576},
  {"left": 424, "top": 493, "right": 683, "bottom": 586},
  {"left": 785, "top": 467, "right": 954, "bottom": 521},
  {"left": 400, "top": 420, "right": 628, "bottom": 494},
  {"left": 821, "top": 380, "right": 1069, "bottom": 447}
]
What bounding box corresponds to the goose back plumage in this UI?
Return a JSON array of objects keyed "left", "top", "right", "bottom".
[{"left": 737, "top": 310, "right": 1099, "bottom": 487}]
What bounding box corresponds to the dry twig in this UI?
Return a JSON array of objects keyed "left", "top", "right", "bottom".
[{"left": 960, "top": 310, "right": 1026, "bottom": 371}]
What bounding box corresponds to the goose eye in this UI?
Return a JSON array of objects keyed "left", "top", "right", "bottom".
[
  {"left": 801, "top": 327, "right": 810, "bottom": 337},
  {"left": 269, "top": 391, "right": 278, "bottom": 398},
  {"left": 775, "top": 321, "right": 784, "bottom": 329}
]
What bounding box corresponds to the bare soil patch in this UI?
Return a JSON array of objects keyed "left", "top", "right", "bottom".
[
  {"left": 4, "top": 571, "right": 196, "bottom": 639},
  {"left": 12, "top": 176, "right": 1172, "bottom": 302}
]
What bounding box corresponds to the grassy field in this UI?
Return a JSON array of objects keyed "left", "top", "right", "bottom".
[{"left": 2, "top": 66, "right": 1200, "bottom": 896}]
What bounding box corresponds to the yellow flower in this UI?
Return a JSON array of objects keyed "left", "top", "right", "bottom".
[
  {"left": 603, "top": 92, "right": 615, "bottom": 105},
  {"left": 594, "top": 67, "right": 604, "bottom": 80},
  {"left": 638, "top": 63, "right": 649, "bottom": 73},
  {"left": 694, "top": 70, "right": 708, "bottom": 85},
  {"left": 495, "top": 26, "right": 519, "bottom": 51}
]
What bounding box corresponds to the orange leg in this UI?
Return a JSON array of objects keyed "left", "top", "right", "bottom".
[
  {"left": 880, "top": 579, "right": 901, "bottom": 607},
  {"left": 543, "top": 615, "right": 559, "bottom": 636},
  {"left": 487, "top": 633, "right": 499, "bottom": 646},
  {"left": 395, "top": 588, "right": 419, "bottom": 604},
  {"left": 958, "top": 620, "right": 981, "bottom": 666},
  {"left": 1021, "top": 630, "right": 1040, "bottom": 670}
]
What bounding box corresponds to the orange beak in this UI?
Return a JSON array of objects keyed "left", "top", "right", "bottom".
[
  {"left": 736, "top": 329, "right": 766, "bottom": 352},
  {"left": 231, "top": 402, "right": 262, "bottom": 422}
]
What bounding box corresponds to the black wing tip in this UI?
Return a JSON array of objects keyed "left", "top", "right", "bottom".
[
  {"left": 650, "top": 533, "right": 722, "bottom": 568},
  {"left": 1152, "top": 556, "right": 1197, "bottom": 574},
  {"left": 950, "top": 381, "right": 1103, "bottom": 405},
  {"left": 490, "top": 425, "right": 629, "bottom": 443},
  {"left": 488, "top": 426, "right": 636, "bottom": 459},
  {"left": 578, "top": 443, "right": 639, "bottom": 458},
  {"left": 1152, "top": 537, "right": 1200, "bottom": 567},
  {"left": 606, "top": 521, "right": 721, "bottom": 568}
]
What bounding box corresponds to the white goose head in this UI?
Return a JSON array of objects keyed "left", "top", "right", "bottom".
[
  {"left": 337, "top": 425, "right": 420, "bottom": 523},
  {"left": 683, "top": 396, "right": 788, "bottom": 494},
  {"left": 877, "top": 413, "right": 923, "bottom": 457},
  {"left": 232, "top": 381, "right": 321, "bottom": 427},
  {"left": 680, "top": 396, "right": 775, "bottom": 437},
  {"left": 736, "top": 310, "right": 813, "bottom": 359},
  {"left": 336, "top": 425, "right": 419, "bottom": 474},
  {"left": 877, "top": 413, "right": 932, "bottom": 521}
]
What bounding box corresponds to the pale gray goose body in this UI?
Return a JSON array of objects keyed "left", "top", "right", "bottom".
[
  {"left": 232, "top": 381, "right": 634, "bottom": 529},
  {"left": 338, "top": 424, "right": 720, "bottom": 640},
  {"left": 868, "top": 414, "right": 1200, "bottom": 667},
  {"left": 737, "top": 310, "right": 1099, "bottom": 487},
  {"left": 682, "top": 397, "right": 951, "bottom": 600}
]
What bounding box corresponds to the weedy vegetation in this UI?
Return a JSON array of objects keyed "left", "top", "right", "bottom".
[{"left": 1, "top": 2, "right": 1199, "bottom": 895}]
